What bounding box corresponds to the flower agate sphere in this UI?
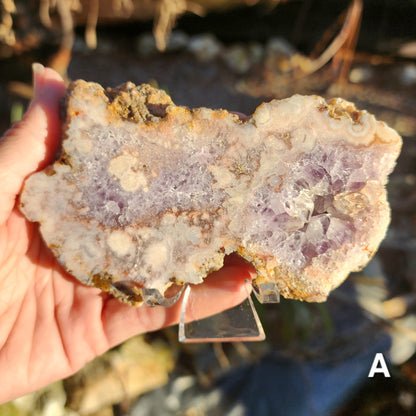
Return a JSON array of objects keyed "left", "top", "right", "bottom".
[{"left": 20, "top": 81, "right": 402, "bottom": 305}]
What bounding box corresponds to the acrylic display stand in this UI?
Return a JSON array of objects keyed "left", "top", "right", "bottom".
[
  {"left": 141, "top": 279, "right": 279, "bottom": 343},
  {"left": 178, "top": 280, "right": 280, "bottom": 343},
  {"left": 142, "top": 286, "right": 185, "bottom": 307}
]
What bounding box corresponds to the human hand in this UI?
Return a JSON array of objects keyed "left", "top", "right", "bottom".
[{"left": 0, "top": 64, "right": 253, "bottom": 403}]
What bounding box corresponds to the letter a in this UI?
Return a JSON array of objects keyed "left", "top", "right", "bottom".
[{"left": 368, "top": 353, "right": 390, "bottom": 378}]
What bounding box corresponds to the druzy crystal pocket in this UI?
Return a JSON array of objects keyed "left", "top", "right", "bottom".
[{"left": 20, "top": 80, "right": 402, "bottom": 305}]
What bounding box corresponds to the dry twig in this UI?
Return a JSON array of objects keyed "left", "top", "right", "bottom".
[
  {"left": 85, "top": 0, "right": 99, "bottom": 49},
  {"left": 154, "top": 0, "right": 205, "bottom": 51},
  {"left": 0, "top": 0, "right": 16, "bottom": 46},
  {"left": 39, "top": 0, "right": 53, "bottom": 28},
  {"left": 304, "top": 0, "right": 363, "bottom": 77},
  {"left": 112, "top": 0, "right": 134, "bottom": 15}
]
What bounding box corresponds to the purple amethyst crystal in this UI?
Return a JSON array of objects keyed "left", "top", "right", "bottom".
[{"left": 20, "top": 82, "right": 402, "bottom": 304}]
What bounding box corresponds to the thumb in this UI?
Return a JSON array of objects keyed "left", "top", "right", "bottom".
[{"left": 0, "top": 63, "right": 66, "bottom": 224}]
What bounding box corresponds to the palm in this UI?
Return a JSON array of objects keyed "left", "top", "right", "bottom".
[
  {"left": 0, "top": 204, "right": 122, "bottom": 399},
  {"left": 0, "top": 66, "right": 251, "bottom": 403}
]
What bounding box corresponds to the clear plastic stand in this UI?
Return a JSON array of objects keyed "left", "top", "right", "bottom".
[
  {"left": 253, "top": 282, "right": 280, "bottom": 304},
  {"left": 142, "top": 286, "right": 185, "bottom": 307},
  {"left": 178, "top": 280, "right": 279, "bottom": 343}
]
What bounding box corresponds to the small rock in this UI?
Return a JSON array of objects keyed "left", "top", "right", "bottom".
[
  {"left": 165, "top": 30, "right": 190, "bottom": 52},
  {"left": 398, "top": 390, "right": 415, "bottom": 410},
  {"left": 64, "top": 336, "right": 175, "bottom": 414},
  {"left": 136, "top": 32, "right": 158, "bottom": 57},
  {"left": 399, "top": 41, "right": 416, "bottom": 58},
  {"left": 95, "top": 35, "right": 115, "bottom": 53},
  {"left": 72, "top": 34, "right": 89, "bottom": 53},
  {"left": 187, "top": 33, "right": 222, "bottom": 62},
  {"left": 265, "top": 36, "right": 296, "bottom": 58},
  {"left": 223, "top": 44, "right": 251, "bottom": 74},
  {"left": 223, "top": 42, "right": 264, "bottom": 74},
  {"left": 390, "top": 315, "right": 416, "bottom": 364},
  {"left": 247, "top": 42, "right": 264, "bottom": 64},
  {"left": 265, "top": 36, "right": 297, "bottom": 72},
  {"left": 400, "top": 64, "right": 416, "bottom": 86},
  {"left": 349, "top": 66, "right": 373, "bottom": 84}
]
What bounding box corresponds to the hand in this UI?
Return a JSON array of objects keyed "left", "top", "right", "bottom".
[{"left": 0, "top": 64, "right": 253, "bottom": 403}]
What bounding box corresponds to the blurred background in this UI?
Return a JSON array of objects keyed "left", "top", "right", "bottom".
[{"left": 1, "top": 0, "right": 416, "bottom": 415}]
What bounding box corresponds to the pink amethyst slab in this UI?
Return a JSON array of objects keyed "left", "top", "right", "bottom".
[{"left": 20, "top": 80, "right": 402, "bottom": 305}]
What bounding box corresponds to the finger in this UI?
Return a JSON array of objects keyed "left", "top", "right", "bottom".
[
  {"left": 177, "top": 263, "right": 254, "bottom": 323},
  {"left": 223, "top": 251, "right": 257, "bottom": 269},
  {"left": 101, "top": 263, "right": 254, "bottom": 348},
  {"left": 0, "top": 64, "right": 66, "bottom": 224}
]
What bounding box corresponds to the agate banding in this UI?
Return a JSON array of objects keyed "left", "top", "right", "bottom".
[{"left": 20, "top": 81, "right": 402, "bottom": 305}]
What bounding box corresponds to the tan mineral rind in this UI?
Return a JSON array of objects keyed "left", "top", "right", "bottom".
[{"left": 20, "top": 80, "right": 402, "bottom": 305}]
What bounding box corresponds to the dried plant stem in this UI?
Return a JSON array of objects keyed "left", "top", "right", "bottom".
[
  {"left": 85, "top": 0, "right": 99, "bottom": 49},
  {"left": 0, "top": 0, "right": 16, "bottom": 45},
  {"left": 56, "top": 0, "right": 74, "bottom": 50},
  {"left": 39, "top": 0, "right": 53, "bottom": 28},
  {"left": 332, "top": 0, "right": 362, "bottom": 82},
  {"left": 304, "top": 0, "right": 363, "bottom": 76},
  {"left": 112, "top": 0, "right": 134, "bottom": 15},
  {"left": 154, "top": 0, "right": 205, "bottom": 51},
  {"left": 213, "top": 343, "right": 231, "bottom": 368}
]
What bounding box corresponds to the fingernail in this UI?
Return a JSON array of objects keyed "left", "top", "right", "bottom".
[
  {"left": 32, "top": 62, "right": 45, "bottom": 76},
  {"left": 32, "top": 62, "right": 45, "bottom": 98}
]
